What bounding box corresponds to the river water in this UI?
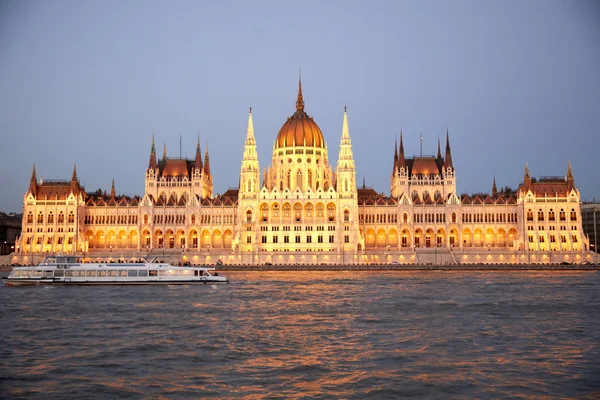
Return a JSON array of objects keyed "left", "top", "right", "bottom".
[{"left": 1, "top": 270, "right": 600, "bottom": 399}]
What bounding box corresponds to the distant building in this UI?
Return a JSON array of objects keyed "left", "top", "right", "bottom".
[
  {"left": 0, "top": 211, "right": 22, "bottom": 255},
  {"left": 582, "top": 203, "right": 600, "bottom": 253},
  {"left": 13, "top": 78, "right": 592, "bottom": 264}
]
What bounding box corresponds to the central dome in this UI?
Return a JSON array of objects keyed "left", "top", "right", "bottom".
[{"left": 275, "top": 79, "right": 325, "bottom": 149}]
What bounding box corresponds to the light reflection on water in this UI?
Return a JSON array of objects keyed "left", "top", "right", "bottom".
[{"left": 1, "top": 271, "right": 600, "bottom": 399}]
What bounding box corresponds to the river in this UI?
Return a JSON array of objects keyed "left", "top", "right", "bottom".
[{"left": 1, "top": 270, "right": 599, "bottom": 399}]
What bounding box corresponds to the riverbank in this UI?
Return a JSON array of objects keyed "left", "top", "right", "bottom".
[{"left": 214, "top": 264, "right": 600, "bottom": 271}]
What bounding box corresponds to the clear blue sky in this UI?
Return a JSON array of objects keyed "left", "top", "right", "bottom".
[{"left": 1, "top": 0, "right": 599, "bottom": 213}]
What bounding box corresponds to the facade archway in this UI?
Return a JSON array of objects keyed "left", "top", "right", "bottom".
[
  {"left": 497, "top": 228, "right": 507, "bottom": 247},
  {"left": 376, "top": 229, "right": 386, "bottom": 247},
  {"left": 200, "top": 229, "right": 211, "bottom": 249},
  {"left": 485, "top": 228, "right": 495, "bottom": 248},
  {"left": 462, "top": 228, "right": 472, "bottom": 247},
  {"left": 508, "top": 228, "right": 518, "bottom": 248},
  {"left": 188, "top": 229, "right": 198, "bottom": 249},
  {"left": 117, "top": 230, "right": 128, "bottom": 248},
  {"left": 223, "top": 229, "right": 233, "bottom": 250},
  {"left": 436, "top": 228, "right": 446, "bottom": 248},
  {"left": 388, "top": 229, "right": 398, "bottom": 248},
  {"left": 365, "top": 229, "right": 376, "bottom": 248},
  {"left": 401, "top": 229, "right": 411, "bottom": 248},
  {"left": 212, "top": 230, "right": 222, "bottom": 248},
  {"left": 414, "top": 229, "right": 424, "bottom": 248},
  {"left": 473, "top": 228, "right": 484, "bottom": 247}
]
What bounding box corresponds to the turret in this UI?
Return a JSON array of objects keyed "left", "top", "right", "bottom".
[
  {"left": 567, "top": 160, "right": 575, "bottom": 191},
  {"left": 444, "top": 128, "right": 453, "bottom": 169},
  {"left": 110, "top": 179, "right": 116, "bottom": 198},
  {"left": 29, "top": 164, "right": 37, "bottom": 197},
  {"left": 492, "top": 176, "right": 498, "bottom": 197},
  {"left": 71, "top": 164, "right": 79, "bottom": 195},
  {"left": 336, "top": 106, "right": 356, "bottom": 194},
  {"left": 148, "top": 135, "right": 157, "bottom": 169},
  {"left": 194, "top": 133, "right": 203, "bottom": 171},
  {"left": 203, "top": 143, "right": 211, "bottom": 177}
]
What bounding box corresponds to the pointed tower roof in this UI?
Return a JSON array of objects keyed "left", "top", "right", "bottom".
[
  {"left": 195, "top": 132, "right": 203, "bottom": 170},
  {"left": 296, "top": 72, "right": 304, "bottom": 111},
  {"left": 72, "top": 164, "right": 77, "bottom": 181},
  {"left": 162, "top": 142, "right": 167, "bottom": 160},
  {"left": 110, "top": 179, "right": 116, "bottom": 198},
  {"left": 523, "top": 160, "right": 531, "bottom": 191},
  {"left": 444, "top": 127, "right": 453, "bottom": 168},
  {"left": 341, "top": 106, "right": 350, "bottom": 139},
  {"left": 29, "top": 164, "right": 37, "bottom": 196},
  {"left": 247, "top": 107, "right": 256, "bottom": 142},
  {"left": 398, "top": 130, "right": 406, "bottom": 167},
  {"left": 567, "top": 160, "right": 575, "bottom": 190},
  {"left": 492, "top": 176, "right": 498, "bottom": 197},
  {"left": 203, "top": 143, "right": 211, "bottom": 176},
  {"left": 149, "top": 134, "right": 157, "bottom": 169},
  {"left": 437, "top": 136, "right": 442, "bottom": 159}
]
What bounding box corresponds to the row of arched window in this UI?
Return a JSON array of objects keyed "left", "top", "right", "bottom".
[
  {"left": 526, "top": 208, "right": 576, "bottom": 222},
  {"left": 27, "top": 211, "right": 74, "bottom": 224}
]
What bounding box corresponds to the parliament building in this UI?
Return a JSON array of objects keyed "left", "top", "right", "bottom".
[{"left": 13, "top": 79, "right": 593, "bottom": 265}]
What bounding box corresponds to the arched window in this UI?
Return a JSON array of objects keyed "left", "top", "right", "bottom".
[
  {"left": 570, "top": 208, "right": 577, "bottom": 221},
  {"left": 296, "top": 170, "right": 302, "bottom": 191},
  {"left": 144, "top": 214, "right": 149, "bottom": 224},
  {"left": 548, "top": 209, "right": 555, "bottom": 221},
  {"left": 403, "top": 213, "right": 408, "bottom": 224},
  {"left": 344, "top": 210, "right": 350, "bottom": 222},
  {"left": 287, "top": 171, "right": 291, "bottom": 189},
  {"left": 47, "top": 212, "right": 54, "bottom": 224},
  {"left": 58, "top": 212, "right": 64, "bottom": 224},
  {"left": 191, "top": 214, "right": 196, "bottom": 224},
  {"left": 527, "top": 209, "right": 533, "bottom": 222},
  {"left": 27, "top": 212, "right": 33, "bottom": 224},
  {"left": 434, "top": 190, "right": 441, "bottom": 200},
  {"left": 537, "top": 209, "right": 544, "bottom": 221},
  {"left": 452, "top": 212, "right": 456, "bottom": 223},
  {"left": 423, "top": 190, "right": 430, "bottom": 200},
  {"left": 344, "top": 179, "right": 349, "bottom": 192},
  {"left": 261, "top": 204, "right": 269, "bottom": 221},
  {"left": 559, "top": 209, "right": 566, "bottom": 221},
  {"left": 308, "top": 170, "right": 313, "bottom": 189},
  {"left": 246, "top": 210, "right": 252, "bottom": 223},
  {"left": 327, "top": 203, "right": 336, "bottom": 222}
]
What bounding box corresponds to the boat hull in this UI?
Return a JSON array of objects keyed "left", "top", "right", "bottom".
[{"left": 2, "top": 278, "right": 228, "bottom": 286}]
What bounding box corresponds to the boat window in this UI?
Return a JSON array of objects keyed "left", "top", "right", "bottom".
[
  {"left": 86, "top": 270, "right": 97, "bottom": 277},
  {"left": 22, "top": 270, "right": 32, "bottom": 277},
  {"left": 54, "top": 270, "right": 64, "bottom": 277},
  {"left": 98, "top": 270, "right": 107, "bottom": 277},
  {"left": 138, "top": 270, "right": 148, "bottom": 277},
  {"left": 118, "top": 270, "right": 127, "bottom": 277},
  {"left": 108, "top": 270, "right": 117, "bottom": 277},
  {"left": 12, "top": 270, "right": 22, "bottom": 277},
  {"left": 76, "top": 270, "right": 86, "bottom": 277},
  {"left": 65, "top": 270, "right": 74, "bottom": 277},
  {"left": 149, "top": 270, "right": 158, "bottom": 277},
  {"left": 194, "top": 270, "right": 199, "bottom": 276},
  {"left": 67, "top": 257, "right": 78, "bottom": 263},
  {"left": 33, "top": 270, "right": 43, "bottom": 277},
  {"left": 127, "top": 270, "right": 137, "bottom": 277},
  {"left": 44, "top": 270, "right": 54, "bottom": 278}
]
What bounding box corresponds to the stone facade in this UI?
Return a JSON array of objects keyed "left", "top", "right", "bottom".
[{"left": 13, "top": 79, "right": 592, "bottom": 265}]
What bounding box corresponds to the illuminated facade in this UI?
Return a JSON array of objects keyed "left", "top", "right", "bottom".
[{"left": 14, "top": 79, "right": 592, "bottom": 265}]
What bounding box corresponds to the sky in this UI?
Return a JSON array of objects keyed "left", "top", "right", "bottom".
[{"left": 0, "top": 0, "right": 599, "bottom": 213}]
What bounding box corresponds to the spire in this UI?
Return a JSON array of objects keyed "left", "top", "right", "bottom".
[
  {"left": 362, "top": 177, "right": 366, "bottom": 189},
  {"left": 29, "top": 164, "right": 37, "bottom": 196},
  {"left": 524, "top": 160, "right": 531, "bottom": 189},
  {"left": 567, "top": 160, "right": 575, "bottom": 190},
  {"left": 203, "top": 143, "right": 211, "bottom": 176},
  {"left": 398, "top": 130, "right": 406, "bottom": 167},
  {"left": 72, "top": 164, "right": 77, "bottom": 181},
  {"left": 444, "top": 127, "right": 453, "bottom": 168},
  {"left": 437, "top": 136, "right": 442, "bottom": 159},
  {"left": 341, "top": 106, "right": 350, "bottom": 139},
  {"left": 148, "top": 135, "right": 157, "bottom": 169},
  {"left": 70, "top": 163, "right": 79, "bottom": 195},
  {"left": 110, "top": 179, "right": 116, "bottom": 198},
  {"left": 163, "top": 142, "right": 167, "bottom": 160},
  {"left": 246, "top": 107, "right": 255, "bottom": 141},
  {"left": 195, "top": 132, "right": 203, "bottom": 170},
  {"left": 492, "top": 176, "right": 498, "bottom": 197},
  {"left": 296, "top": 72, "right": 304, "bottom": 111}
]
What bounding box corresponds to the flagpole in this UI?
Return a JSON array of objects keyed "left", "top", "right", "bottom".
[{"left": 420, "top": 133, "right": 423, "bottom": 157}]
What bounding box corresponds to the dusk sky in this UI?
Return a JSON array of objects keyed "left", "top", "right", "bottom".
[{"left": 1, "top": 0, "right": 599, "bottom": 213}]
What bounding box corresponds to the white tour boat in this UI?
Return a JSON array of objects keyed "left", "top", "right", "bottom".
[{"left": 2, "top": 255, "right": 228, "bottom": 286}]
